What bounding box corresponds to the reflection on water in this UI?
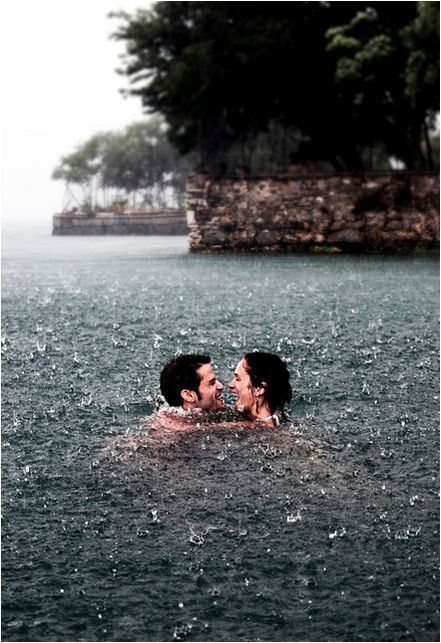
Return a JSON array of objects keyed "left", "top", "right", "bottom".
[{"left": 2, "top": 232, "right": 439, "bottom": 641}]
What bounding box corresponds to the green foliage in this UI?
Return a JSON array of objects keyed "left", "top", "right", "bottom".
[
  {"left": 112, "top": 1, "right": 439, "bottom": 171},
  {"left": 402, "top": 1, "right": 439, "bottom": 111},
  {"left": 326, "top": 1, "right": 439, "bottom": 169},
  {"left": 107, "top": 198, "right": 129, "bottom": 213},
  {"left": 112, "top": 2, "right": 357, "bottom": 170},
  {"left": 52, "top": 134, "right": 109, "bottom": 186},
  {"left": 52, "top": 118, "right": 193, "bottom": 212},
  {"left": 79, "top": 199, "right": 96, "bottom": 217}
]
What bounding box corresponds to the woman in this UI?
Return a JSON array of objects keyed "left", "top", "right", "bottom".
[{"left": 228, "top": 352, "right": 292, "bottom": 426}]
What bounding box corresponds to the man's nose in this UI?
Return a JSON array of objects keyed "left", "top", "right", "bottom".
[{"left": 217, "top": 380, "right": 224, "bottom": 390}]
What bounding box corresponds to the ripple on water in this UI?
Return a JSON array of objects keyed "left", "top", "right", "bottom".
[{"left": 2, "top": 244, "right": 439, "bottom": 642}]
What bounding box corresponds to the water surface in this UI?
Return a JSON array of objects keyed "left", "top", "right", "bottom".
[{"left": 2, "top": 231, "right": 439, "bottom": 641}]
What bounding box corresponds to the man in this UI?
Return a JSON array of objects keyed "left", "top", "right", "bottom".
[
  {"left": 160, "top": 354, "right": 224, "bottom": 411},
  {"left": 101, "top": 354, "right": 224, "bottom": 457}
]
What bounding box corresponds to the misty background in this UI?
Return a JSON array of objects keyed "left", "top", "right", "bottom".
[{"left": 1, "top": 0, "right": 153, "bottom": 234}]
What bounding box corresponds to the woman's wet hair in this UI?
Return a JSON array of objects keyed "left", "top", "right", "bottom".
[
  {"left": 243, "top": 352, "right": 292, "bottom": 416},
  {"left": 160, "top": 354, "right": 210, "bottom": 407}
]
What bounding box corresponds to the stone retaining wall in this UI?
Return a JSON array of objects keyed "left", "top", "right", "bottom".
[
  {"left": 186, "top": 173, "right": 439, "bottom": 253},
  {"left": 52, "top": 210, "right": 188, "bottom": 235}
]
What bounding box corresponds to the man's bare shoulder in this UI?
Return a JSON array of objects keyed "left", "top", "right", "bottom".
[
  {"left": 153, "top": 407, "right": 203, "bottom": 433},
  {"left": 153, "top": 406, "right": 257, "bottom": 432}
]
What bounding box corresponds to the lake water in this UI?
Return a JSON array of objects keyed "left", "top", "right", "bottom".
[{"left": 2, "top": 230, "right": 439, "bottom": 642}]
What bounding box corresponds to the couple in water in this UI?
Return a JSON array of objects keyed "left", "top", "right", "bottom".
[{"left": 157, "top": 352, "right": 292, "bottom": 431}]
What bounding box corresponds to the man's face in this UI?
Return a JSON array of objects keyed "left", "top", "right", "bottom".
[
  {"left": 228, "top": 358, "right": 255, "bottom": 414},
  {"left": 195, "top": 363, "right": 224, "bottom": 410}
]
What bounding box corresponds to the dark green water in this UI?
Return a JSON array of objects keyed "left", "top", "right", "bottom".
[{"left": 2, "top": 232, "right": 439, "bottom": 642}]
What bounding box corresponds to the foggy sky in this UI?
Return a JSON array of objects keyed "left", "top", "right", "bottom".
[{"left": 1, "top": 0, "right": 153, "bottom": 233}]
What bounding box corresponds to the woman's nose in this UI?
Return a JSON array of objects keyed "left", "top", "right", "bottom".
[{"left": 228, "top": 379, "right": 234, "bottom": 389}]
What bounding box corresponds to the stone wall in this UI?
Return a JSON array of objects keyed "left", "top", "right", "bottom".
[
  {"left": 186, "top": 173, "right": 439, "bottom": 253},
  {"left": 53, "top": 210, "right": 188, "bottom": 235}
]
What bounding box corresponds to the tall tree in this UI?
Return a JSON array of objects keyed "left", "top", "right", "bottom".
[
  {"left": 52, "top": 134, "right": 110, "bottom": 212},
  {"left": 112, "top": 1, "right": 439, "bottom": 171},
  {"left": 326, "top": 1, "right": 439, "bottom": 169},
  {"left": 52, "top": 119, "right": 193, "bottom": 211}
]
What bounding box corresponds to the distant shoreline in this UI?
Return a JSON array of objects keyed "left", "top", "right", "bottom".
[{"left": 52, "top": 209, "right": 188, "bottom": 236}]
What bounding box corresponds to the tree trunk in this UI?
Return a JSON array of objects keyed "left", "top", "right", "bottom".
[
  {"left": 199, "top": 113, "right": 230, "bottom": 174},
  {"left": 423, "top": 121, "right": 434, "bottom": 171}
]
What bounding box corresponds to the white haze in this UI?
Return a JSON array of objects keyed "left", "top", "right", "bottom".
[{"left": 1, "top": 0, "right": 153, "bottom": 234}]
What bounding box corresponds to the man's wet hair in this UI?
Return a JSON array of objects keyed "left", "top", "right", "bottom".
[
  {"left": 160, "top": 354, "right": 211, "bottom": 407},
  {"left": 243, "top": 352, "right": 292, "bottom": 416}
]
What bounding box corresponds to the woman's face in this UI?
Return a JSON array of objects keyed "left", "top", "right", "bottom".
[{"left": 228, "top": 358, "right": 256, "bottom": 414}]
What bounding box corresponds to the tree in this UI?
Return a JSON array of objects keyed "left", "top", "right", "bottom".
[
  {"left": 402, "top": 1, "right": 440, "bottom": 169},
  {"left": 326, "top": 1, "right": 439, "bottom": 169},
  {"left": 52, "top": 134, "right": 110, "bottom": 213},
  {"left": 112, "top": 1, "right": 439, "bottom": 171},
  {"left": 52, "top": 119, "right": 193, "bottom": 212},
  {"left": 100, "top": 119, "right": 193, "bottom": 207}
]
